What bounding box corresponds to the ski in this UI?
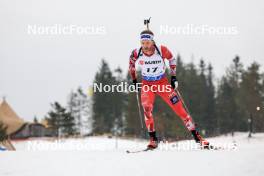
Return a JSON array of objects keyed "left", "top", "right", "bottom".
[
  {"left": 126, "top": 145, "right": 236, "bottom": 153},
  {"left": 126, "top": 147, "right": 157, "bottom": 154}
]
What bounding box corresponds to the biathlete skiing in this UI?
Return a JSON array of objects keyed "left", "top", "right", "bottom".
[{"left": 129, "top": 18, "right": 210, "bottom": 150}]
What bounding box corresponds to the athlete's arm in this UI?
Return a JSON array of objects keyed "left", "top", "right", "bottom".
[
  {"left": 129, "top": 49, "right": 138, "bottom": 81},
  {"left": 161, "top": 45, "right": 178, "bottom": 89},
  {"left": 160, "top": 45, "right": 176, "bottom": 76}
]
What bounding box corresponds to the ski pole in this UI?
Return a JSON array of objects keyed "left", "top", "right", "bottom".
[
  {"left": 175, "top": 88, "right": 191, "bottom": 115},
  {"left": 136, "top": 90, "right": 144, "bottom": 130}
]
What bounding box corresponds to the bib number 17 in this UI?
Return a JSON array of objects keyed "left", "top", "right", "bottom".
[{"left": 146, "top": 67, "right": 158, "bottom": 73}]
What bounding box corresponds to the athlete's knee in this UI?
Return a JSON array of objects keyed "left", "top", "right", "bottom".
[
  {"left": 183, "top": 115, "right": 196, "bottom": 131},
  {"left": 142, "top": 105, "right": 153, "bottom": 118},
  {"left": 144, "top": 113, "right": 154, "bottom": 131},
  {"left": 144, "top": 116, "right": 154, "bottom": 124}
]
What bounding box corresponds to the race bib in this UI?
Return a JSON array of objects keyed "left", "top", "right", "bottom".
[{"left": 136, "top": 52, "right": 166, "bottom": 77}]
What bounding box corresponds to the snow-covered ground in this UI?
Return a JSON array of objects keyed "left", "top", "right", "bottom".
[{"left": 1, "top": 132, "right": 264, "bottom": 176}]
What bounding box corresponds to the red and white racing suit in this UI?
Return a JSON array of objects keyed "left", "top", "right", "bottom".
[{"left": 129, "top": 45, "right": 196, "bottom": 132}]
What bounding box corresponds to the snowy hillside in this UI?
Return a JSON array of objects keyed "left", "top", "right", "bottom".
[{"left": 1, "top": 132, "right": 264, "bottom": 176}]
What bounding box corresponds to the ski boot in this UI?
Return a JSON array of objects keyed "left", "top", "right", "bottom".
[
  {"left": 191, "top": 130, "right": 210, "bottom": 149},
  {"left": 147, "top": 131, "right": 158, "bottom": 149}
]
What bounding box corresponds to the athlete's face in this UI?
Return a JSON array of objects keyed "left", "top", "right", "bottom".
[{"left": 141, "top": 40, "right": 154, "bottom": 51}]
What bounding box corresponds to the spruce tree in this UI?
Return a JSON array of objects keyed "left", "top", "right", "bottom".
[
  {"left": 238, "top": 62, "right": 264, "bottom": 132},
  {"left": 46, "top": 102, "right": 76, "bottom": 137},
  {"left": 92, "top": 59, "right": 116, "bottom": 134},
  {"left": 68, "top": 87, "right": 92, "bottom": 136},
  {"left": 216, "top": 56, "right": 244, "bottom": 133}
]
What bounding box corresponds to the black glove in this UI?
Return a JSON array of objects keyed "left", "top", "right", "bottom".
[
  {"left": 132, "top": 79, "right": 140, "bottom": 92},
  {"left": 133, "top": 79, "right": 137, "bottom": 86},
  {"left": 171, "top": 76, "right": 178, "bottom": 89}
]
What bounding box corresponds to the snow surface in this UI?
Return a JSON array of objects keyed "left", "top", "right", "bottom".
[{"left": 1, "top": 132, "right": 264, "bottom": 176}]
